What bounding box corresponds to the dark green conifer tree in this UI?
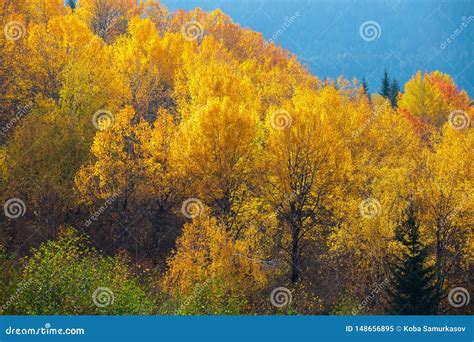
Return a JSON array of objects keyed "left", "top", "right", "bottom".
[
  {"left": 66, "top": 0, "right": 78, "bottom": 11},
  {"left": 379, "top": 69, "right": 391, "bottom": 99},
  {"left": 361, "top": 77, "right": 371, "bottom": 101},
  {"left": 387, "top": 203, "right": 440, "bottom": 315},
  {"left": 389, "top": 79, "right": 400, "bottom": 108}
]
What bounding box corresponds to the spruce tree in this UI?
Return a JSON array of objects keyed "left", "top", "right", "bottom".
[
  {"left": 66, "top": 0, "right": 77, "bottom": 11},
  {"left": 361, "top": 77, "right": 371, "bottom": 101},
  {"left": 379, "top": 69, "right": 391, "bottom": 99},
  {"left": 389, "top": 79, "right": 400, "bottom": 108},
  {"left": 387, "top": 203, "right": 440, "bottom": 315}
]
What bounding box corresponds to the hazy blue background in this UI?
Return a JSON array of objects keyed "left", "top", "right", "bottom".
[{"left": 161, "top": 0, "right": 474, "bottom": 96}]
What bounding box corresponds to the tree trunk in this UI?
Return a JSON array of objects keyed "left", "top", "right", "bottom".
[
  {"left": 434, "top": 220, "right": 444, "bottom": 314},
  {"left": 290, "top": 224, "right": 300, "bottom": 283}
]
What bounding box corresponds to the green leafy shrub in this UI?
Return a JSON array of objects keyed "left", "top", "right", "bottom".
[
  {"left": 0, "top": 247, "right": 19, "bottom": 314},
  {"left": 329, "top": 295, "right": 361, "bottom": 315},
  {"left": 7, "top": 227, "right": 155, "bottom": 315},
  {"left": 160, "top": 278, "right": 247, "bottom": 315}
]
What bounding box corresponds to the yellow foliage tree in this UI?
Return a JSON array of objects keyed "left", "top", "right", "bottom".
[
  {"left": 112, "top": 17, "right": 181, "bottom": 121},
  {"left": 76, "top": 0, "right": 139, "bottom": 43},
  {"left": 416, "top": 124, "right": 474, "bottom": 296},
  {"left": 398, "top": 71, "right": 471, "bottom": 130},
  {"left": 171, "top": 38, "right": 262, "bottom": 234},
  {"left": 260, "top": 86, "right": 354, "bottom": 283},
  {"left": 24, "top": 0, "right": 68, "bottom": 24},
  {"left": 24, "top": 15, "right": 97, "bottom": 101},
  {"left": 163, "top": 212, "right": 267, "bottom": 307},
  {"left": 75, "top": 105, "right": 180, "bottom": 250}
]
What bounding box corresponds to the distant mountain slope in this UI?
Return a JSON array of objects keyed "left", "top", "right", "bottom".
[{"left": 162, "top": 0, "right": 474, "bottom": 95}]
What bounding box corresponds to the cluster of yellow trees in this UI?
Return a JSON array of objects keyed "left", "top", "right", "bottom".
[{"left": 1, "top": 0, "right": 472, "bottom": 314}]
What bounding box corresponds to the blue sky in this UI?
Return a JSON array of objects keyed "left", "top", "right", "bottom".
[{"left": 161, "top": 0, "right": 474, "bottom": 95}]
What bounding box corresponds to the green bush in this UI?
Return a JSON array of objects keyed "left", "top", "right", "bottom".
[
  {"left": 160, "top": 278, "right": 247, "bottom": 315},
  {"left": 0, "top": 247, "right": 19, "bottom": 314},
  {"left": 7, "top": 227, "right": 155, "bottom": 315},
  {"left": 329, "top": 295, "right": 360, "bottom": 315}
]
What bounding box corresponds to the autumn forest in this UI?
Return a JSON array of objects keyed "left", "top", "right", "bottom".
[{"left": 0, "top": 0, "right": 472, "bottom": 316}]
